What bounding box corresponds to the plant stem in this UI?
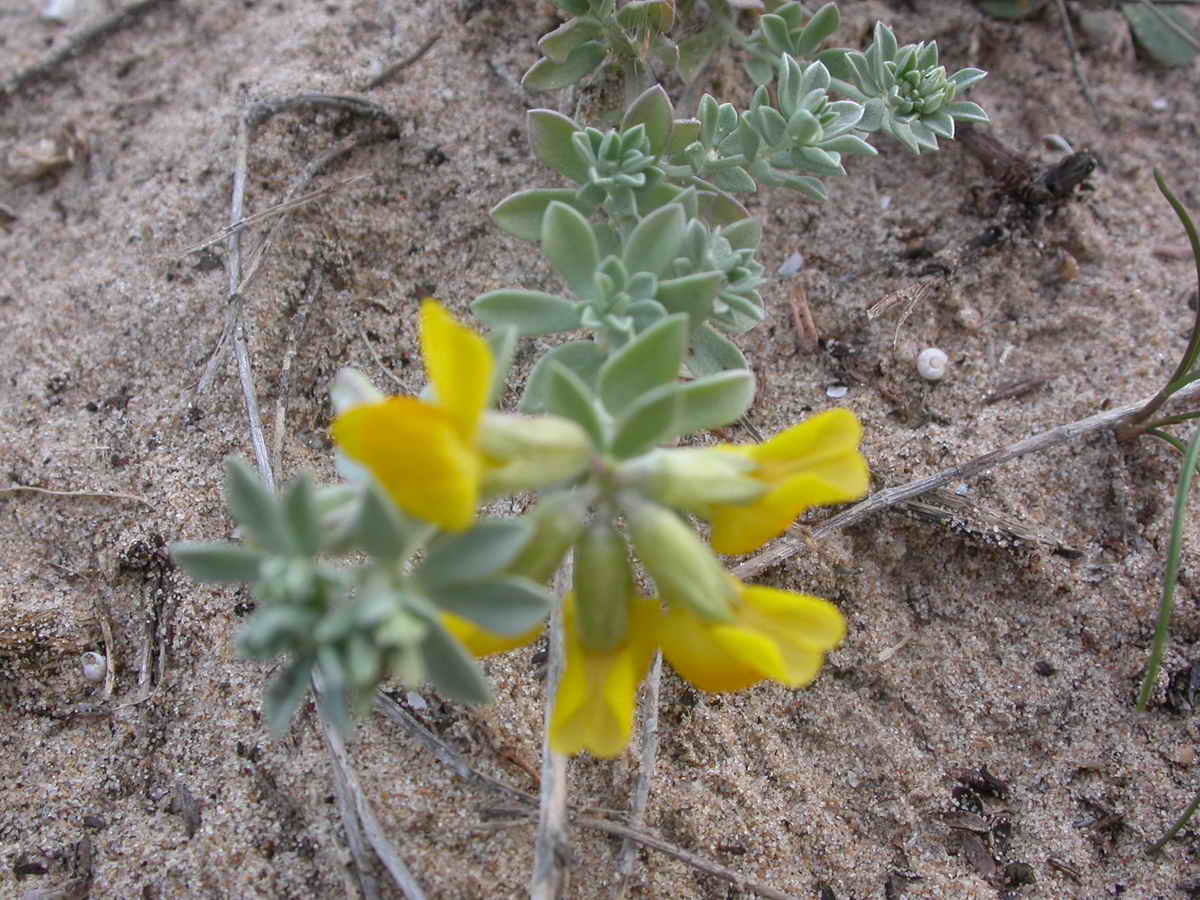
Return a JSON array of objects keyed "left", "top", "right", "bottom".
[{"left": 1148, "top": 785, "right": 1200, "bottom": 855}]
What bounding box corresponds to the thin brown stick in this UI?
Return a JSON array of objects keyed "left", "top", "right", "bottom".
[
  {"left": 531, "top": 563, "right": 572, "bottom": 900},
  {"left": 0, "top": 484, "right": 151, "bottom": 506},
  {"left": 611, "top": 653, "right": 662, "bottom": 899},
  {"left": 1, "top": 0, "right": 177, "bottom": 99},
  {"left": 1053, "top": 0, "right": 1102, "bottom": 127},
  {"left": 492, "top": 806, "right": 801, "bottom": 900},
  {"left": 315, "top": 677, "right": 427, "bottom": 900},
  {"left": 732, "top": 379, "right": 1200, "bottom": 580},
  {"left": 92, "top": 596, "right": 117, "bottom": 700},
  {"left": 365, "top": 33, "right": 442, "bottom": 90},
  {"left": 788, "top": 281, "right": 818, "bottom": 353}
]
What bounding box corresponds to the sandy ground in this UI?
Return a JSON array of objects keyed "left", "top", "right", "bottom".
[{"left": 3, "top": 0, "right": 1200, "bottom": 897}]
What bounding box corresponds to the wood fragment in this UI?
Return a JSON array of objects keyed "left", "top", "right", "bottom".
[{"left": 788, "top": 280, "right": 818, "bottom": 352}]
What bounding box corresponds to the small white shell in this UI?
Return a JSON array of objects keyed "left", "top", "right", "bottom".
[
  {"left": 917, "top": 348, "right": 949, "bottom": 381},
  {"left": 81, "top": 651, "right": 107, "bottom": 683}
]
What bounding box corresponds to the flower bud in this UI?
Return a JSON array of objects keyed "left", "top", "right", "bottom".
[
  {"left": 573, "top": 520, "right": 634, "bottom": 653},
  {"left": 478, "top": 411, "right": 593, "bottom": 495},
  {"left": 623, "top": 497, "right": 735, "bottom": 623},
  {"left": 507, "top": 490, "right": 590, "bottom": 584},
  {"left": 619, "top": 448, "right": 764, "bottom": 515},
  {"left": 330, "top": 367, "right": 385, "bottom": 415}
]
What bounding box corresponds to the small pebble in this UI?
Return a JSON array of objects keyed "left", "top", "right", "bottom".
[
  {"left": 825, "top": 384, "right": 848, "bottom": 399},
  {"left": 1151, "top": 97, "right": 1169, "bottom": 111},
  {"left": 405, "top": 690, "right": 428, "bottom": 710},
  {"left": 1056, "top": 251, "right": 1080, "bottom": 282},
  {"left": 916, "top": 348, "right": 948, "bottom": 381},
  {"left": 954, "top": 483, "right": 969, "bottom": 496},
  {"left": 879, "top": 195, "right": 892, "bottom": 211},
  {"left": 777, "top": 252, "right": 804, "bottom": 277},
  {"left": 81, "top": 651, "right": 107, "bottom": 683}
]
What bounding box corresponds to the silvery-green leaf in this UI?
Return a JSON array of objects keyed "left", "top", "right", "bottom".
[
  {"left": 527, "top": 110, "right": 589, "bottom": 183},
  {"left": 858, "top": 97, "right": 886, "bottom": 132},
  {"left": 615, "top": 0, "right": 674, "bottom": 31},
  {"left": 628, "top": 299, "right": 668, "bottom": 333},
  {"left": 314, "top": 607, "right": 357, "bottom": 644},
  {"left": 875, "top": 22, "right": 898, "bottom": 61},
  {"left": 172, "top": 542, "right": 267, "bottom": 583},
  {"left": 522, "top": 40, "right": 606, "bottom": 91},
  {"left": 315, "top": 647, "right": 351, "bottom": 735},
  {"left": 599, "top": 314, "right": 687, "bottom": 415},
  {"left": 655, "top": 272, "right": 723, "bottom": 327},
  {"left": 238, "top": 606, "right": 319, "bottom": 658},
  {"left": 427, "top": 575, "right": 552, "bottom": 636},
  {"left": 344, "top": 633, "right": 380, "bottom": 688},
  {"left": 353, "top": 481, "right": 413, "bottom": 561},
  {"left": 794, "top": 2, "right": 839, "bottom": 57},
  {"left": 492, "top": 188, "right": 582, "bottom": 241},
  {"left": 539, "top": 17, "right": 604, "bottom": 63},
  {"left": 820, "top": 134, "right": 877, "bottom": 155},
  {"left": 666, "top": 118, "right": 701, "bottom": 155},
  {"left": 697, "top": 190, "right": 750, "bottom": 226},
  {"left": 485, "top": 326, "right": 518, "bottom": 408},
  {"left": 787, "top": 108, "right": 822, "bottom": 145},
  {"left": 283, "top": 476, "right": 320, "bottom": 556},
  {"left": 553, "top": 0, "right": 591, "bottom": 15},
  {"left": 472, "top": 290, "right": 581, "bottom": 337},
  {"left": 944, "top": 100, "right": 990, "bottom": 123},
  {"left": 777, "top": 54, "right": 803, "bottom": 114},
  {"left": 419, "top": 518, "right": 534, "bottom": 589},
  {"left": 418, "top": 616, "right": 493, "bottom": 705},
  {"left": 712, "top": 166, "right": 757, "bottom": 193},
  {"left": 815, "top": 47, "right": 857, "bottom": 87},
  {"left": 225, "top": 457, "right": 291, "bottom": 554},
  {"left": 948, "top": 67, "right": 986, "bottom": 91},
  {"left": 846, "top": 50, "right": 878, "bottom": 95},
  {"left": 790, "top": 146, "right": 845, "bottom": 177},
  {"left": 917, "top": 41, "right": 939, "bottom": 69},
  {"left": 609, "top": 382, "right": 685, "bottom": 458},
  {"left": 623, "top": 203, "right": 686, "bottom": 277},
  {"left": 890, "top": 120, "right": 920, "bottom": 154},
  {"left": 674, "top": 369, "right": 756, "bottom": 434},
  {"left": 546, "top": 362, "right": 607, "bottom": 448},
  {"left": 721, "top": 217, "right": 761, "bottom": 251},
  {"left": 922, "top": 110, "right": 955, "bottom": 140},
  {"left": 697, "top": 94, "right": 719, "bottom": 147},
  {"left": 520, "top": 340, "right": 605, "bottom": 413},
  {"left": 909, "top": 120, "right": 939, "bottom": 152},
  {"left": 622, "top": 84, "right": 674, "bottom": 155},
  {"left": 798, "top": 59, "right": 831, "bottom": 95},
  {"left": 760, "top": 14, "right": 793, "bottom": 54},
  {"left": 635, "top": 179, "right": 682, "bottom": 216},
  {"left": 744, "top": 55, "right": 775, "bottom": 86},
  {"left": 677, "top": 28, "right": 722, "bottom": 83},
  {"left": 752, "top": 105, "right": 788, "bottom": 146},
  {"left": 686, "top": 323, "right": 748, "bottom": 376},
  {"left": 543, "top": 201, "right": 599, "bottom": 297},
  {"left": 736, "top": 117, "right": 761, "bottom": 162},
  {"left": 263, "top": 655, "right": 314, "bottom": 735},
  {"left": 822, "top": 101, "right": 865, "bottom": 138}
]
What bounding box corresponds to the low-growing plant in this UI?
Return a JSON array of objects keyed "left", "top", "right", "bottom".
[{"left": 173, "top": 0, "right": 989, "bottom": 801}]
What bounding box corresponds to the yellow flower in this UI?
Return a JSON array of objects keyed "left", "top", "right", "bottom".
[
  {"left": 708, "top": 408, "right": 869, "bottom": 555},
  {"left": 657, "top": 582, "right": 845, "bottom": 693},
  {"left": 549, "top": 593, "right": 659, "bottom": 758},
  {"left": 331, "top": 300, "right": 493, "bottom": 532},
  {"left": 441, "top": 612, "right": 543, "bottom": 657}
]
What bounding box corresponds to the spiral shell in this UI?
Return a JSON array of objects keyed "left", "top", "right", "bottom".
[
  {"left": 81, "top": 651, "right": 107, "bottom": 683},
  {"left": 917, "top": 348, "right": 949, "bottom": 381}
]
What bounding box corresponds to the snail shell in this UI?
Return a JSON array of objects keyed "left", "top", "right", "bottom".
[{"left": 917, "top": 348, "right": 949, "bottom": 381}]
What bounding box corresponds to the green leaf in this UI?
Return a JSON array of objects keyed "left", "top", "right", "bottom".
[
  {"left": 674, "top": 369, "right": 757, "bottom": 434},
  {"left": 418, "top": 518, "right": 535, "bottom": 589},
  {"left": 353, "top": 482, "right": 414, "bottom": 561},
  {"left": 760, "top": 14, "right": 793, "bottom": 54},
  {"left": 283, "top": 476, "right": 320, "bottom": 556},
  {"left": 722, "top": 217, "right": 761, "bottom": 251},
  {"left": 553, "top": 0, "right": 591, "bottom": 14},
  {"left": 622, "top": 85, "right": 674, "bottom": 155},
  {"left": 1123, "top": 4, "right": 1198, "bottom": 67},
  {"left": 419, "top": 616, "right": 494, "bottom": 705},
  {"left": 225, "top": 457, "right": 291, "bottom": 554},
  {"left": 622, "top": 202, "right": 687, "bottom": 278},
  {"left": 635, "top": 179, "right": 682, "bottom": 217},
  {"left": 686, "top": 323, "right": 748, "bottom": 376},
  {"left": 492, "top": 188, "right": 582, "bottom": 241},
  {"left": 546, "top": 362, "right": 607, "bottom": 448},
  {"left": 712, "top": 166, "right": 758, "bottom": 193},
  {"left": 523, "top": 40, "right": 607, "bottom": 91},
  {"left": 520, "top": 340, "right": 606, "bottom": 413},
  {"left": 315, "top": 647, "right": 352, "bottom": 736},
  {"left": 978, "top": 0, "right": 1047, "bottom": 20},
  {"left": 795, "top": 2, "right": 839, "bottom": 57},
  {"left": 948, "top": 67, "right": 987, "bottom": 91},
  {"left": 171, "top": 542, "right": 267, "bottom": 583},
  {"left": 544, "top": 201, "right": 600, "bottom": 298},
  {"left": 539, "top": 17, "right": 604, "bottom": 63},
  {"left": 944, "top": 100, "right": 990, "bottom": 123},
  {"left": 655, "top": 271, "right": 723, "bottom": 327},
  {"left": 666, "top": 118, "right": 701, "bottom": 155},
  {"left": 427, "top": 575, "right": 552, "bottom": 636},
  {"left": 697, "top": 190, "right": 750, "bottom": 226},
  {"left": 609, "top": 383, "right": 686, "bottom": 458},
  {"left": 472, "top": 290, "right": 582, "bottom": 337},
  {"left": 598, "top": 314, "right": 687, "bottom": 416},
  {"left": 485, "top": 326, "right": 518, "bottom": 409},
  {"left": 263, "top": 656, "right": 315, "bottom": 735},
  {"left": 527, "top": 110, "right": 589, "bottom": 183}
]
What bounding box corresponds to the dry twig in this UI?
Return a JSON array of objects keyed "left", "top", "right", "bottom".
[
  {"left": 1, "top": 0, "right": 177, "bottom": 99},
  {"left": 271, "top": 268, "right": 321, "bottom": 478},
  {"left": 0, "top": 484, "right": 151, "bottom": 506},
  {"left": 365, "top": 33, "right": 442, "bottom": 90},
  {"left": 611, "top": 653, "right": 662, "bottom": 899},
  {"left": 1053, "top": 0, "right": 1102, "bottom": 127}
]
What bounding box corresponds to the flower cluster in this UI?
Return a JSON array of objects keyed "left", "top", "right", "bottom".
[{"left": 331, "top": 301, "right": 868, "bottom": 757}]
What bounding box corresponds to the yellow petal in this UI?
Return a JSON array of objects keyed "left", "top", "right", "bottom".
[
  {"left": 657, "top": 607, "right": 766, "bottom": 692},
  {"left": 420, "top": 300, "right": 492, "bottom": 443},
  {"left": 549, "top": 594, "right": 657, "bottom": 758},
  {"left": 332, "top": 397, "right": 481, "bottom": 531},
  {"left": 441, "top": 612, "right": 543, "bottom": 657}
]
